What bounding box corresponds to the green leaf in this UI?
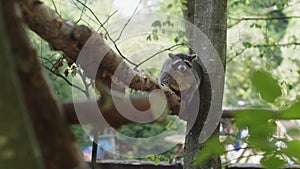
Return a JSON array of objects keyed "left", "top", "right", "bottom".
[
  {"left": 195, "top": 136, "right": 224, "bottom": 166},
  {"left": 174, "top": 36, "right": 179, "bottom": 43},
  {"left": 242, "top": 41, "right": 252, "bottom": 48},
  {"left": 287, "top": 128, "right": 300, "bottom": 137},
  {"left": 152, "top": 29, "right": 159, "bottom": 41},
  {"left": 284, "top": 140, "right": 300, "bottom": 160},
  {"left": 151, "top": 20, "right": 162, "bottom": 28},
  {"left": 235, "top": 109, "right": 274, "bottom": 127},
  {"left": 280, "top": 101, "right": 300, "bottom": 119},
  {"left": 154, "top": 158, "right": 160, "bottom": 165},
  {"left": 167, "top": 4, "right": 173, "bottom": 9},
  {"left": 235, "top": 110, "right": 276, "bottom": 151},
  {"left": 153, "top": 34, "right": 159, "bottom": 41},
  {"left": 250, "top": 23, "right": 262, "bottom": 28},
  {"left": 146, "top": 35, "right": 152, "bottom": 41},
  {"left": 261, "top": 156, "right": 285, "bottom": 169},
  {"left": 251, "top": 70, "right": 282, "bottom": 103}
]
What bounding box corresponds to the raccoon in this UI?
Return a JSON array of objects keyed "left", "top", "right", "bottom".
[{"left": 158, "top": 53, "right": 197, "bottom": 96}]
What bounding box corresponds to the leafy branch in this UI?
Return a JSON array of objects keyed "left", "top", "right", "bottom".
[
  {"left": 41, "top": 56, "right": 89, "bottom": 97},
  {"left": 228, "top": 16, "right": 300, "bottom": 28},
  {"left": 227, "top": 42, "right": 300, "bottom": 63},
  {"left": 229, "top": 16, "right": 300, "bottom": 21},
  {"left": 252, "top": 42, "right": 300, "bottom": 48},
  {"left": 43, "top": 64, "right": 88, "bottom": 96}
]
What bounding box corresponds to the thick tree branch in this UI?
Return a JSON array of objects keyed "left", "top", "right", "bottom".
[
  {"left": 18, "top": 1, "right": 181, "bottom": 123},
  {"left": 63, "top": 85, "right": 170, "bottom": 129}
]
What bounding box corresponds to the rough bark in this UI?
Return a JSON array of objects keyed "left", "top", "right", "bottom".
[
  {"left": 1, "top": 1, "right": 88, "bottom": 169},
  {"left": 0, "top": 2, "right": 44, "bottom": 168},
  {"left": 18, "top": 0, "right": 181, "bottom": 121},
  {"left": 183, "top": 0, "right": 227, "bottom": 169},
  {"left": 63, "top": 85, "right": 170, "bottom": 129}
]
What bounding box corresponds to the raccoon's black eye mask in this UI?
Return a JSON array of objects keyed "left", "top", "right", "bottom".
[{"left": 184, "top": 60, "right": 192, "bottom": 68}]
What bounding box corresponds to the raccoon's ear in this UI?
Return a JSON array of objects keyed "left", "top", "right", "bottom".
[
  {"left": 190, "top": 54, "right": 197, "bottom": 60},
  {"left": 168, "top": 53, "right": 176, "bottom": 59}
]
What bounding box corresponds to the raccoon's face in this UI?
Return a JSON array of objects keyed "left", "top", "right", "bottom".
[{"left": 169, "top": 53, "right": 197, "bottom": 72}]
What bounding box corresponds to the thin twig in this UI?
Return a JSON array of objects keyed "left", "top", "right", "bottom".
[
  {"left": 51, "top": 0, "right": 61, "bottom": 17},
  {"left": 40, "top": 56, "right": 56, "bottom": 65},
  {"left": 43, "top": 65, "right": 87, "bottom": 95},
  {"left": 229, "top": 16, "right": 300, "bottom": 21},
  {"left": 227, "top": 42, "right": 300, "bottom": 63},
  {"left": 77, "top": 68, "right": 91, "bottom": 98},
  {"left": 253, "top": 42, "right": 300, "bottom": 48},
  {"left": 75, "top": 0, "right": 87, "bottom": 23},
  {"left": 114, "top": 0, "right": 142, "bottom": 42},
  {"left": 228, "top": 15, "right": 300, "bottom": 28},
  {"left": 227, "top": 48, "right": 246, "bottom": 63},
  {"left": 134, "top": 43, "right": 186, "bottom": 69},
  {"left": 101, "top": 10, "right": 118, "bottom": 27},
  {"left": 75, "top": 0, "right": 137, "bottom": 66},
  {"left": 71, "top": 0, "right": 98, "bottom": 27}
]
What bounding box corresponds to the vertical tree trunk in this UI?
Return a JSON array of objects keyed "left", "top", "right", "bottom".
[
  {"left": 1, "top": 1, "right": 89, "bottom": 169},
  {"left": 184, "top": 0, "right": 227, "bottom": 169},
  {"left": 0, "top": 3, "right": 44, "bottom": 168}
]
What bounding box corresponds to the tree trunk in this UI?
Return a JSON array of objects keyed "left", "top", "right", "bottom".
[
  {"left": 0, "top": 3, "right": 44, "bottom": 168},
  {"left": 1, "top": 1, "right": 89, "bottom": 169},
  {"left": 184, "top": 0, "right": 227, "bottom": 169}
]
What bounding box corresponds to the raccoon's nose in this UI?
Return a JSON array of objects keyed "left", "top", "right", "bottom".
[{"left": 178, "top": 65, "right": 187, "bottom": 71}]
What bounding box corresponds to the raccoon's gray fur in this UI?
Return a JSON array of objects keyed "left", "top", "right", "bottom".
[{"left": 158, "top": 53, "right": 197, "bottom": 92}]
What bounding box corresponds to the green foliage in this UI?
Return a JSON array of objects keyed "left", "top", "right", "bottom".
[
  {"left": 146, "top": 18, "right": 187, "bottom": 45},
  {"left": 284, "top": 140, "right": 300, "bottom": 160},
  {"left": 195, "top": 136, "right": 225, "bottom": 166},
  {"left": 27, "top": 31, "right": 74, "bottom": 100},
  {"left": 144, "top": 1, "right": 188, "bottom": 46},
  {"left": 154, "top": 0, "right": 187, "bottom": 15},
  {"left": 201, "top": 65, "right": 300, "bottom": 167},
  {"left": 231, "top": 66, "right": 300, "bottom": 166},
  {"left": 119, "top": 122, "right": 165, "bottom": 138},
  {"left": 225, "top": 0, "right": 294, "bottom": 107},
  {"left": 145, "top": 154, "right": 175, "bottom": 164},
  {"left": 279, "top": 101, "right": 300, "bottom": 119},
  {"left": 251, "top": 70, "right": 282, "bottom": 103},
  {"left": 267, "top": 10, "right": 289, "bottom": 40},
  {"left": 231, "top": 70, "right": 300, "bottom": 167},
  {"left": 70, "top": 125, "right": 92, "bottom": 150},
  {"left": 117, "top": 116, "right": 186, "bottom": 161},
  {"left": 261, "top": 155, "right": 285, "bottom": 169},
  {"left": 235, "top": 110, "right": 277, "bottom": 151}
]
